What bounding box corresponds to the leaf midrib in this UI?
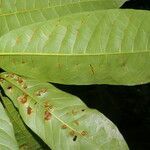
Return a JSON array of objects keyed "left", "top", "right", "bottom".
[
  {"left": 0, "top": 50, "right": 149, "bottom": 56},
  {"left": 1, "top": 75, "right": 99, "bottom": 148}
]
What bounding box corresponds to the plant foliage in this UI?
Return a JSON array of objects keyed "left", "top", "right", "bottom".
[{"left": 0, "top": 0, "right": 149, "bottom": 149}]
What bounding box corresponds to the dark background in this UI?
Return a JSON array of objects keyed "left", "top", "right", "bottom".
[{"left": 54, "top": 0, "right": 150, "bottom": 149}]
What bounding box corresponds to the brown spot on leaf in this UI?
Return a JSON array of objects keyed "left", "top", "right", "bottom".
[
  {"left": 5, "top": 73, "right": 15, "bottom": 78},
  {"left": 17, "top": 94, "right": 28, "bottom": 104},
  {"left": 72, "top": 110, "right": 78, "bottom": 115},
  {"left": 16, "top": 76, "right": 24, "bottom": 84},
  {"left": 27, "top": 106, "right": 32, "bottom": 115},
  {"left": 81, "top": 131, "right": 88, "bottom": 136},
  {"left": 19, "top": 144, "right": 28, "bottom": 149},
  {"left": 61, "top": 124, "right": 67, "bottom": 129},
  {"left": 35, "top": 88, "right": 47, "bottom": 96},
  {"left": 16, "top": 37, "right": 20, "bottom": 44},
  {"left": 69, "top": 130, "right": 75, "bottom": 136},
  {"left": 44, "top": 101, "right": 53, "bottom": 109},
  {"left": 44, "top": 110, "right": 52, "bottom": 121},
  {"left": 22, "top": 83, "right": 27, "bottom": 89},
  {"left": 89, "top": 64, "right": 95, "bottom": 75},
  {"left": 74, "top": 120, "right": 79, "bottom": 126}
]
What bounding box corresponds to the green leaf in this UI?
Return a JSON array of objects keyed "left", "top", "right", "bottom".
[
  {"left": 0, "top": 99, "right": 19, "bottom": 150},
  {"left": 0, "top": 72, "right": 129, "bottom": 150},
  {"left": 0, "top": 0, "right": 127, "bottom": 36},
  {"left": 0, "top": 9, "right": 150, "bottom": 85},
  {"left": 1, "top": 95, "right": 50, "bottom": 150}
]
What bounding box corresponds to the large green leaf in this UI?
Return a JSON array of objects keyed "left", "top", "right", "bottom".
[
  {"left": 0, "top": 9, "right": 150, "bottom": 85},
  {"left": 0, "top": 100, "right": 19, "bottom": 150},
  {"left": 0, "top": 72, "right": 129, "bottom": 150},
  {"left": 1, "top": 95, "right": 50, "bottom": 150},
  {"left": 0, "top": 0, "right": 127, "bottom": 36}
]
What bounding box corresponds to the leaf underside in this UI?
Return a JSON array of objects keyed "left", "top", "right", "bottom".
[
  {"left": 0, "top": 0, "right": 132, "bottom": 85},
  {"left": 1, "top": 95, "right": 50, "bottom": 150},
  {"left": 0, "top": 0, "right": 127, "bottom": 36},
  {"left": 0, "top": 9, "right": 150, "bottom": 85},
  {"left": 0, "top": 72, "right": 129, "bottom": 150},
  {"left": 0, "top": 100, "right": 19, "bottom": 150},
  {"left": 0, "top": 1, "right": 133, "bottom": 150}
]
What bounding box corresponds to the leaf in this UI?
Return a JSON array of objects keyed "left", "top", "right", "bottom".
[
  {"left": 0, "top": 9, "right": 150, "bottom": 85},
  {"left": 0, "top": 0, "right": 127, "bottom": 36},
  {"left": 0, "top": 72, "right": 129, "bottom": 150},
  {"left": 1, "top": 95, "right": 50, "bottom": 150},
  {"left": 0, "top": 99, "right": 19, "bottom": 150}
]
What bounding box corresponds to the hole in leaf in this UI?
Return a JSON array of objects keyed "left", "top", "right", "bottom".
[
  {"left": 7, "top": 86, "right": 12, "bottom": 90},
  {"left": 81, "top": 109, "right": 85, "bottom": 112},
  {"left": 73, "top": 135, "right": 77, "bottom": 141}
]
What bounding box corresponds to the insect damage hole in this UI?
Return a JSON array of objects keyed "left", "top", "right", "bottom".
[
  {"left": 7, "top": 86, "right": 12, "bottom": 91},
  {"left": 69, "top": 130, "right": 78, "bottom": 141},
  {"left": 73, "top": 135, "right": 77, "bottom": 141},
  {"left": 81, "top": 109, "right": 86, "bottom": 112}
]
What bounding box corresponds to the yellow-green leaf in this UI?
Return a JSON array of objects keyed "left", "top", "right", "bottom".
[
  {"left": 0, "top": 99, "right": 19, "bottom": 150},
  {"left": 0, "top": 9, "right": 150, "bottom": 85},
  {"left": 0, "top": 72, "right": 129, "bottom": 150},
  {"left": 1, "top": 95, "right": 50, "bottom": 150},
  {"left": 0, "top": 0, "right": 127, "bottom": 36}
]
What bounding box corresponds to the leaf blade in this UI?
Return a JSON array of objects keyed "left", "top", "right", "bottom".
[
  {"left": 1, "top": 95, "right": 50, "bottom": 150},
  {"left": 0, "top": 9, "right": 150, "bottom": 85},
  {"left": 0, "top": 99, "right": 19, "bottom": 150},
  {"left": 0, "top": 72, "right": 129, "bottom": 150},
  {"left": 0, "top": 0, "right": 127, "bottom": 36}
]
